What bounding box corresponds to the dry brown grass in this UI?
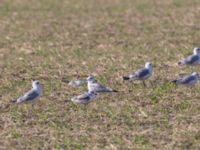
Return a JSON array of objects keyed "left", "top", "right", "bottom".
[{"left": 1, "top": 0, "right": 200, "bottom": 149}]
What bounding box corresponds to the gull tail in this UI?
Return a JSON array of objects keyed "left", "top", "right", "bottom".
[{"left": 123, "top": 76, "right": 130, "bottom": 80}]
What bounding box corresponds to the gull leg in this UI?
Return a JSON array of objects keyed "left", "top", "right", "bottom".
[
  {"left": 26, "top": 105, "right": 32, "bottom": 117},
  {"left": 142, "top": 81, "right": 146, "bottom": 87},
  {"left": 31, "top": 103, "right": 36, "bottom": 114},
  {"left": 190, "top": 86, "right": 195, "bottom": 96},
  {"left": 150, "top": 80, "right": 153, "bottom": 87},
  {"left": 31, "top": 103, "right": 35, "bottom": 109}
]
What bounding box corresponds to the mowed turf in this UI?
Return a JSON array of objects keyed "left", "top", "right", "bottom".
[{"left": 0, "top": 0, "right": 200, "bottom": 149}]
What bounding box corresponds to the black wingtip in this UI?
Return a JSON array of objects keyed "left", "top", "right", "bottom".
[
  {"left": 178, "top": 61, "right": 182, "bottom": 65},
  {"left": 61, "top": 78, "right": 70, "bottom": 83},
  {"left": 171, "top": 80, "right": 177, "bottom": 83},
  {"left": 112, "top": 90, "right": 118, "bottom": 93},
  {"left": 10, "top": 99, "right": 17, "bottom": 103},
  {"left": 123, "top": 76, "right": 130, "bottom": 80}
]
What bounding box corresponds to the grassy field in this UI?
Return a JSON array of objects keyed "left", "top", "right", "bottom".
[{"left": 1, "top": 0, "right": 200, "bottom": 149}]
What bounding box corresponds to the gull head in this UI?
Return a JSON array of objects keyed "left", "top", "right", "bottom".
[
  {"left": 192, "top": 72, "right": 199, "bottom": 78},
  {"left": 193, "top": 47, "right": 200, "bottom": 55},
  {"left": 32, "top": 80, "right": 41, "bottom": 89},
  {"left": 87, "top": 75, "right": 97, "bottom": 83},
  {"left": 145, "top": 62, "right": 153, "bottom": 69}
]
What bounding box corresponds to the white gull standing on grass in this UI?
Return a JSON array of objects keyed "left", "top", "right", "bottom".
[
  {"left": 178, "top": 47, "right": 200, "bottom": 66},
  {"left": 16, "top": 80, "right": 42, "bottom": 104},
  {"left": 171, "top": 72, "right": 199, "bottom": 86},
  {"left": 71, "top": 91, "right": 98, "bottom": 105},
  {"left": 123, "top": 62, "right": 153, "bottom": 86},
  {"left": 68, "top": 80, "right": 87, "bottom": 87},
  {"left": 62, "top": 78, "right": 87, "bottom": 87},
  {"left": 87, "top": 76, "right": 118, "bottom": 93}
]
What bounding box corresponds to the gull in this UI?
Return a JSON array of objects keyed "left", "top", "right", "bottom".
[
  {"left": 68, "top": 80, "right": 87, "bottom": 87},
  {"left": 123, "top": 62, "right": 153, "bottom": 86},
  {"left": 178, "top": 47, "right": 200, "bottom": 66},
  {"left": 87, "top": 76, "right": 118, "bottom": 93},
  {"left": 62, "top": 78, "right": 87, "bottom": 87},
  {"left": 16, "top": 80, "right": 42, "bottom": 104},
  {"left": 71, "top": 91, "right": 97, "bottom": 105},
  {"left": 171, "top": 72, "right": 199, "bottom": 86}
]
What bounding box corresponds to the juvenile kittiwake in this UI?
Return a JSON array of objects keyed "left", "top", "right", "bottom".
[
  {"left": 123, "top": 62, "right": 153, "bottom": 86},
  {"left": 71, "top": 91, "right": 97, "bottom": 105},
  {"left": 87, "top": 76, "right": 118, "bottom": 93},
  {"left": 16, "top": 80, "right": 42, "bottom": 104},
  {"left": 171, "top": 72, "right": 199, "bottom": 86},
  {"left": 178, "top": 47, "right": 200, "bottom": 66}
]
